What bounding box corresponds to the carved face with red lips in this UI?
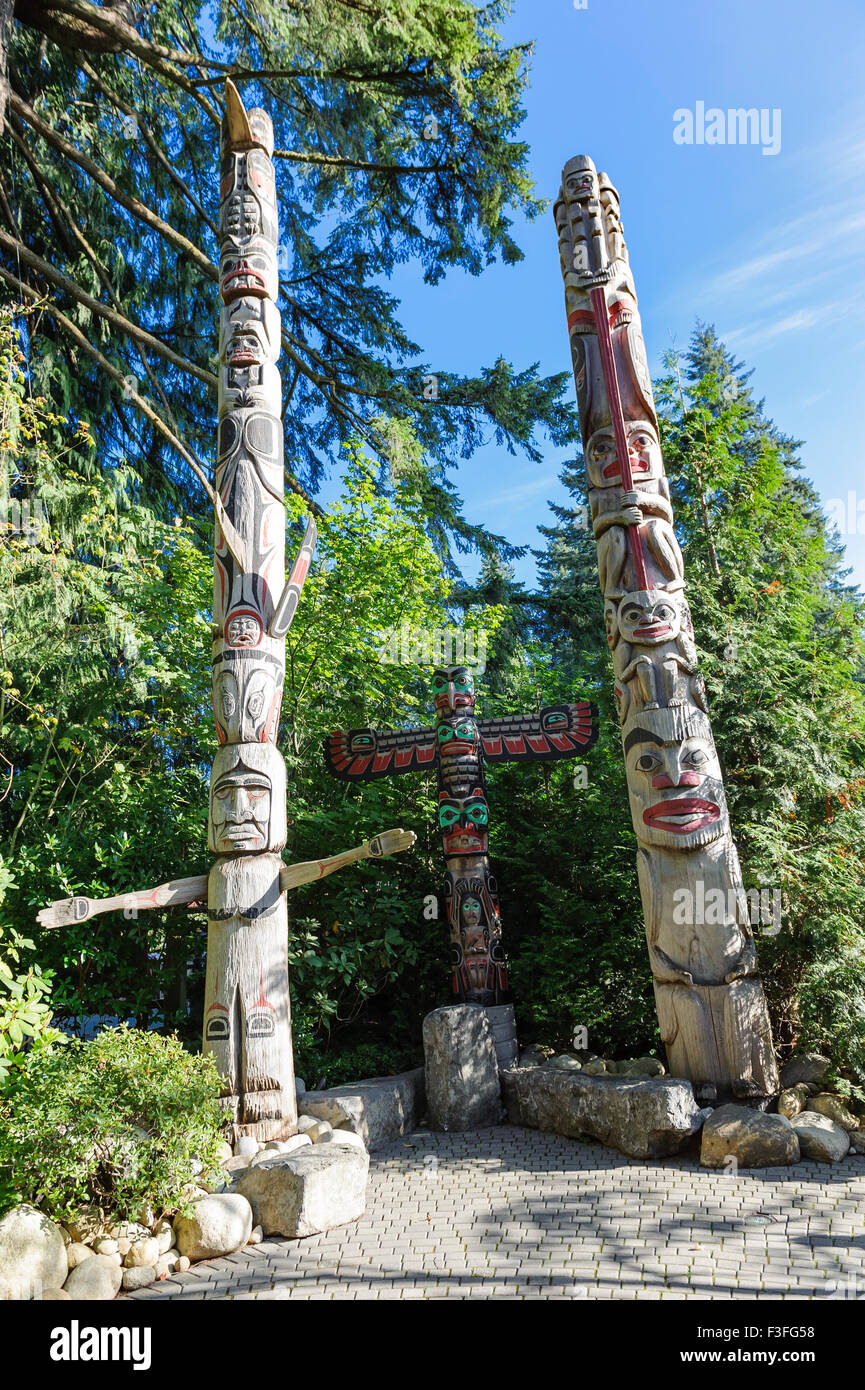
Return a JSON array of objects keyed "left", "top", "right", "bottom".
[
  {"left": 624, "top": 709, "right": 729, "bottom": 850},
  {"left": 438, "top": 790, "right": 489, "bottom": 857},
  {"left": 436, "top": 716, "right": 479, "bottom": 760},
  {"left": 585, "top": 420, "right": 663, "bottom": 490},
  {"left": 562, "top": 158, "right": 598, "bottom": 204},
  {"left": 615, "top": 590, "right": 683, "bottom": 647},
  {"left": 219, "top": 246, "right": 277, "bottom": 302},
  {"left": 432, "top": 666, "right": 475, "bottom": 716},
  {"left": 225, "top": 612, "right": 262, "bottom": 648}
]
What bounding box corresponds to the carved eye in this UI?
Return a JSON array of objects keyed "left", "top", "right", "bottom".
[
  {"left": 432, "top": 676, "right": 448, "bottom": 693},
  {"left": 544, "top": 712, "right": 566, "bottom": 728},
  {"left": 684, "top": 747, "right": 710, "bottom": 769},
  {"left": 247, "top": 693, "right": 265, "bottom": 720},
  {"left": 655, "top": 606, "right": 674, "bottom": 623},
  {"left": 635, "top": 753, "right": 661, "bottom": 773},
  {"left": 439, "top": 806, "right": 459, "bottom": 829},
  {"left": 222, "top": 693, "right": 236, "bottom": 717},
  {"left": 622, "top": 608, "right": 643, "bottom": 625},
  {"left": 466, "top": 802, "right": 488, "bottom": 826}
]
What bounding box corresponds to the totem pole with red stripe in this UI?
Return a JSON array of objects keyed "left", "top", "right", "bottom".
[
  {"left": 554, "top": 156, "right": 778, "bottom": 1100},
  {"left": 327, "top": 667, "right": 597, "bottom": 1024}
]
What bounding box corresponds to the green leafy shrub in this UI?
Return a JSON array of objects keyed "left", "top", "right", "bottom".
[
  {"left": 0, "top": 857, "right": 65, "bottom": 1087},
  {"left": 0, "top": 1025, "right": 226, "bottom": 1223}
]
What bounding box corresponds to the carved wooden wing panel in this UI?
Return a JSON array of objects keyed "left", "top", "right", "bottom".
[
  {"left": 325, "top": 725, "right": 438, "bottom": 780},
  {"left": 477, "top": 701, "right": 598, "bottom": 763}
]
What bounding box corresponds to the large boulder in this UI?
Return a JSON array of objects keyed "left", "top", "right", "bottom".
[
  {"left": 700, "top": 1104, "right": 799, "bottom": 1169},
  {"left": 235, "top": 1146, "right": 368, "bottom": 1238},
  {"left": 808, "top": 1094, "right": 861, "bottom": 1132},
  {"left": 173, "top": 1194, "right": 253, "bottom": 1260},
  {"left": 849, "top": 1130, "right": 865, "bottom": 1154},
  {"left": 296, "top": 1068, "right": 425, "bottom": 1151},
  {"left": 780, "top": 1053, "right": 831, "bottom": 1089},
  {"left": 777, "top": 1084, "right": 811, "bottom": 1119},
  {"left": 790, "top": 1111, "right": 851, "bottom": 1163},
  {"left": 63, "top": 1253, "right": 122, "bottom": 1301},
  {"left": 423, "top": 1004, "right": 502, "bottom": 1131},
  {"left": 501, "top": 1068, "right": 705, "bottom": 1159},
  {"left": 0, "top": 1205, "right": 68, "bottom": 1300}
]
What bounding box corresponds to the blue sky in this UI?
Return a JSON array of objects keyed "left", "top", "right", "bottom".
[{"left": 321, "top": 0, "right": 865, "bottom": 591}]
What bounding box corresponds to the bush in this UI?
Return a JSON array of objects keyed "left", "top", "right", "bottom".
[
  {"left": 0, "top": 857, "right": 65, "bottom": 1087},
  {"left": 0, "top": 1025, "right": 226, "bottom": 1224}
]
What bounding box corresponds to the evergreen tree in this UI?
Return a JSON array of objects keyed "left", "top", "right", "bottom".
[{"left": 0, "top": 0, "right": 577, "bottom": 551}]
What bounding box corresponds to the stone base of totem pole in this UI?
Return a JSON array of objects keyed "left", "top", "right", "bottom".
[
  {"left": 423, "top": 1004, "right": 504, "bottom": 1131},
  {"left": 485, "top": 1004, "right": 519, "bottom": 1071}
]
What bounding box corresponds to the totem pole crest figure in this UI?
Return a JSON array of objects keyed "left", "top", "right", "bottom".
[
  {"left": 327, "top": 664, "right": 598, "bottom": 1005},
  {"left": 38, "top": 84, "right": 416, "bottom": 1144},
  {"left": 554, "top": 155, "right": 778, "bottom": 1100}
]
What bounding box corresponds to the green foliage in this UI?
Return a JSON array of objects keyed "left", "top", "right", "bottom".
[
  {"left": 654, "top": 328, "right": 865, "bottom": 1077},
  {"left": 0, "top": 1025, "right": 225, "bottom": 1223},
  {"left": 1, "top": 309, "right": 213, "bottom": 1029},
  {"left": 0, "top": 857, "right": 65, "bottom": 1087},
  {"left": 5, "top": 0, "right": 576, "bottom": 552}
]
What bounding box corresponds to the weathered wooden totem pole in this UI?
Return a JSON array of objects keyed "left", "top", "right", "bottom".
[
  {"left": 38, "top": 84, "right": 415, "bottom": 1142},
  {"left": 554, "top": 156, "right": 778, "bottom": 1099},
  {"left": 327, "top": 667, "right": 596, "bottom": 1020}
]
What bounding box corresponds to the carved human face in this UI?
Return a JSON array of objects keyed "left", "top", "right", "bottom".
[
  {"left": 225, "top": 612, "right": 262, "bottom": 648},
  {"left": 461, "top": 895, "right": 482, "bottom": 929},
  {"left": 617, "top": 591, "right": 682, "bottom": 646},
  {"left": 438, "top": 790, "right": 489, "bottom": 857},
  {"left": 219, "top": 246, "right": 277, "bottom": 302},
  {"left": 432, "top": 666, "right": 475, "bottom": 715},
  {"left": 623, "top": 709, "right": 728, "bottom": 850},
  {"left": 211, "top": 767, "right": 271, "bottom": 853},
  {"left": 563, "top": 164, "right": 598, "bottom": 203},
  {"left": 209, "top": 744, "right": 287, "bottom": 853},
  {"left": 437, "top": 716, "right": 479, "bottom": 760},
  {"left": 213, "top": 661, "right": 281, "bottom": 745},
  {"left": 585, "top": 420, "right": 662, "bottom": 489}
]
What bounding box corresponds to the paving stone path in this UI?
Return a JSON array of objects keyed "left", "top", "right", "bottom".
[{"left": 126, "top": 1126, "right": 865, "bottom": 1301}]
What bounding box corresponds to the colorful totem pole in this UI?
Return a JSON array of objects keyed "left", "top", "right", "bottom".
[
  {"left": 38, "top": 84, "right": 415, "bottom": 1142},
  {"left": 554, "top": 156, "right": 778, "bottom": 1100},
  {"left": 326, "top": 666, "right": 597, "bottom": 1017}
]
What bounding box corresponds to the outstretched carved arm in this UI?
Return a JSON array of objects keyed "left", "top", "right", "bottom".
[
  {"left": 37, "top": 874, "right": 209, "bottom": 929},
  {"left": 280, "top": 828, "right": 416, "bottom": 892}
]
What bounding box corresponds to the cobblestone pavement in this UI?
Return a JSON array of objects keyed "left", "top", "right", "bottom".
[{"left": 126, "top": 1126, "right": 865, "bottom": 1301}]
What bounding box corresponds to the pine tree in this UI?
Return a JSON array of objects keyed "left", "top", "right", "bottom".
[{"left": 0, "top": 0, "right": 577, "bottom": 550}]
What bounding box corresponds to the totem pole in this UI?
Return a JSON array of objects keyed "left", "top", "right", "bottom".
[
  {"left": 554, "top": 156, "right": 778, "bottom": 1100},
  {"left": 326, "top": 667, "right": 596, "bottom": 1034},
  {"left": 38, "top": 83, "right": 416, "bottom": 1142}
]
